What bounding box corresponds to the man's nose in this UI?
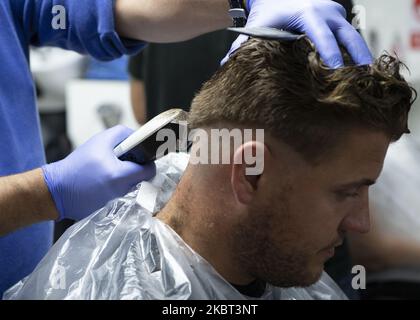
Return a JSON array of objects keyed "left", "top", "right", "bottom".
[{"left": 340, "top": 194, "right": 371, "bottom": 234}]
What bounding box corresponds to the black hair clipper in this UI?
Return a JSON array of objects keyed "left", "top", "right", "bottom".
[{"left": 113, "top": 109, "right": 190, "bottom": 165}]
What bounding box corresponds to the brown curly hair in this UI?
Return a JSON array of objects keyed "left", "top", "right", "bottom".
[{"left": 188, "top": 37, "right": 417, "bottom": 163}]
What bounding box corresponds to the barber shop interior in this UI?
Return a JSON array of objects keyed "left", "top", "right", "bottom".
[{"left": 2, "top": 0, "right": 420, "bottom": 304}]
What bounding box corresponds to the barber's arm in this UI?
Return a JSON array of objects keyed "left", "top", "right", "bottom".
[
  {"left": 0, "top": 126, "right": 156, "bottom": 237},
  {"left": 115, "top": 0, "right": 372, "bottom": 68},
  {"left": 115, "top": 0, "right": 231, "bottom": 42},
  {"left": 22, "top": 0, "right": 230, "bottom": 60},
  {"left": 23, "top": 0, "right": 371, "bottom": 66},
  {"left": 0, "top": 169, "right": 57, "bottom": 236}
]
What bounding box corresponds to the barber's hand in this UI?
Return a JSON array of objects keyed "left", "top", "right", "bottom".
[
  {"left": 223, "top": 0, "right": 373, "bottom": 68},
  {"left": 42, "top": 125, "right": 156, "bottom": 221}
]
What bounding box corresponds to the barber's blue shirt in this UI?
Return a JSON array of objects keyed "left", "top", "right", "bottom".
[{"left": 0, "top": 0, "right": 145, "bottom": 296}]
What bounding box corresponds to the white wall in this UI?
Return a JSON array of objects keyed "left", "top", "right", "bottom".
[
  {"left": 353, "top": 0, "right": 420, "bottom": 135},
  {"left": 355, "top": 0, "right": 420, "bottom": 81}
]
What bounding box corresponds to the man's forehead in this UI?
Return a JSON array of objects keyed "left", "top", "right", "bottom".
[
  {"left": 328, "top": 129, "right": 390, "bottom": 162},
  {"left": 315, "top": 129, "right": 391, "bottom": 181},
  {"left": 264, "top": 128, "right": 391, "bottom": 185}
]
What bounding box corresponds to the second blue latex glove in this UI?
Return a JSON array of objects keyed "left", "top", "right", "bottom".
[
  {"left": 223, "top": 0, "right": 373, "bottom": 68},
  {"left": 42, "top": 125, "right": 156, "bottom": 221}
]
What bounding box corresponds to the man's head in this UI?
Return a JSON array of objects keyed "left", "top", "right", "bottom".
[{"left": 160, "top": 38, "right": 416, "bottom": 289}]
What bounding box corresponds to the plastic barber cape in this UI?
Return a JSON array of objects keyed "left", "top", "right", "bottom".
[{"left": 4, "top": 153, "right": 347, "bottom": 300}]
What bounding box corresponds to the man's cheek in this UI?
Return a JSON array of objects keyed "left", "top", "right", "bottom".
[{"left": 311, "top": 197, "right": 349, "bottom": 232}]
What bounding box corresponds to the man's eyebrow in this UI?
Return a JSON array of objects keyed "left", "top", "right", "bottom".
[{"left": 336, "top": 179, "right": 376, "bottom": 190}]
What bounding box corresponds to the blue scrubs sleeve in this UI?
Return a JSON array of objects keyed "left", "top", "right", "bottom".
[{"left": 21, "top": 0, "right": 145, "bottom": 60}]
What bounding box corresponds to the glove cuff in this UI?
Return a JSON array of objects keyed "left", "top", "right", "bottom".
[{"left": 42, "top": 163, "right": 65, "bottom": 221}]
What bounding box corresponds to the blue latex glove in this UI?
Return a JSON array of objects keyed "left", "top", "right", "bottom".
[
  {"left": 42, "top": 125, "right": 156, "bottom": 221},
  {"left": 223, "top": 0, "right": 373, "bottom": 68}
]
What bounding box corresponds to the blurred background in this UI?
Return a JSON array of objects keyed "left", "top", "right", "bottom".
[{"left": 32, "top": 0, "right": 420, "bottom": 299}]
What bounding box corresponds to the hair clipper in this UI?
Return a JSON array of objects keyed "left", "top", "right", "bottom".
[{"left": 113, "top": 109, "right": 190, "bottom": 165}]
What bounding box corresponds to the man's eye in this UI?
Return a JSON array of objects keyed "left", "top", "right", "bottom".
[
  {"left": 336, "top": 191, "right": 360, "bottom": 200},
  {"left": 344, "top": 192, "right": 360, "bottom": 198}
]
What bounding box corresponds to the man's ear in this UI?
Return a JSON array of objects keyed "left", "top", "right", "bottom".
[{"left": 231, "top": 141, "right": 269, "bottom": 205}]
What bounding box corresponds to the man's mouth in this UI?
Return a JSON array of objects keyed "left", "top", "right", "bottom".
[{"left": 320, "top": 239, "right": 343, "bottom": 258}]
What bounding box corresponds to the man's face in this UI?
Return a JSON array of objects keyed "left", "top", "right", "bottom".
[{"left": 234, "top": 129, "right": 390, "bottom": 287}]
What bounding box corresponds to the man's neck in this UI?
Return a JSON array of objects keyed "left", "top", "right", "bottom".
[{"left": 156, "top": 168, "right": 255, "bottom": 286}]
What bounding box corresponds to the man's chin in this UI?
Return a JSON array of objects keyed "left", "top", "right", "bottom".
[
  {"left": 303, "top": 265, "right": 324, "bottom": 286},
  {"left": 295, "top": 273, "right": 323, "bottom": 288},
  {"left": 298, "top": 263, "right": 325, "bottom": 287}
]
